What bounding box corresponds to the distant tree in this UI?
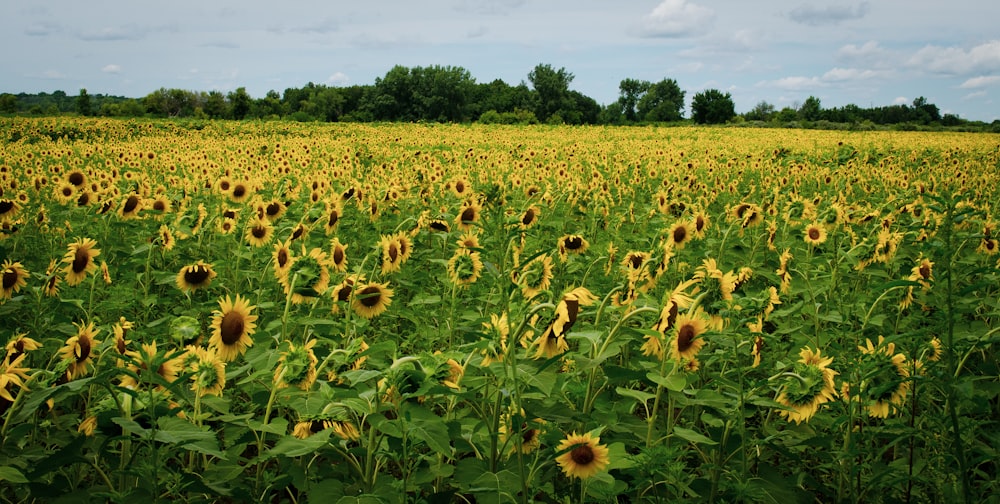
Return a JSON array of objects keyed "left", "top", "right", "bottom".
[
  {"left": 527, "top": 63, "right": 573, "bottom": 123},
  {"left": 776, "top": 106, "right": 798, "bottom": 123},
  {"left": 228, "top": 87, "right": 252, "bottom": 120},
  {"left": 254, "top": 90, "right": 285, "bottom": 118},
  {"left": 744, "top": 100, "right": 775, "bottom": 121},
  {"left": 0, "top": 93, "right": 16, "bottom": 113},
  {"left": 798, "top": 96, "right": 821, "bottom": 121},
  {"left": 618, "top": 78, "right": 650, "bottom": 122},
  {"left": 204, "top": 90, "right": 228, "bottom": 118},
  {"left": 76, "top": 88, "right": 92, "bottom": 116},
  {"left": 637, "top": 78, "right": 685, "bottom": 122},
  {"left": 912, "top": 96, "right": 941, "bottom": 124},
  {"left": 691, "top": 89, "right": 735, "bottom": 124}
]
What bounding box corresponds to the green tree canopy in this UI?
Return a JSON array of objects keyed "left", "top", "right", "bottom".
[{"left": 691, "top": 89, "right": 735, "bottom": 124}]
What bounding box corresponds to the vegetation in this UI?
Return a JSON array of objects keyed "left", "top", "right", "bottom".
[
  {"left": 1, "top": 117, "right": 999, "bottom": 502},
  {"left": 2, "top": 63, "right": 998, "bottom": 132}
]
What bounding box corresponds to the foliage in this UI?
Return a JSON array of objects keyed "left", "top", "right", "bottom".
[{"left": 691, "top": 89, "right": 736, "bottom": 124}]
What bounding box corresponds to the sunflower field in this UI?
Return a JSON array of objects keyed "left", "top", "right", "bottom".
[{"left": 1, "top": 117, "right": 999, "bottom": 503}]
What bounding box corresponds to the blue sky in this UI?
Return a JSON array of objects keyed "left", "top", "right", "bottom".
[{"left": 3, "top": 0, "right": 998, "bottom": 121}]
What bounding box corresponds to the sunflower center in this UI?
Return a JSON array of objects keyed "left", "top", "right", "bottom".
[
  {"left": 388, "top": 243, "right": 399, "bottom": 262},
  {"left": 184, "top": 266, "right": 210, "bottom": 285},
  {"left": 123, "top": 195, "right": 139, "bottom": 213},
  {"left": 220, "top": 312, "right": 245, "bottom": 345},
  {"left": 153, "top": 200, "right": 166, "bottom": 212},
  {"left": 277, "top": 249, "right": 289, "bottom": 268},
  {"left": 627, "top": 254, "right": 643, "bottom": 269},
  {"left": 336, "top": 282, "right": 353, "bottom": 302},
  {"left": 62, "top": 186, "right": 74, "bottom": 197},
  {"left": 565, "top": 236, "right": 583, "bottom": 250},
  {"left": 77, "top": 336, "right": 92, "bottom": 362},
  {"left": 252, "top": 225, "right": 267, "bottom": 239},
  {"left": 918, "top": 264, "right": 931, "bottom": 279},
  {"left": 328, "top": 211, "right": 339, "bottom": 227},
  {"left": 430, "top": 221, "right": 449, "bottom": 232},
  {"left": 2, "top": 269, "right": 18, "bottom": 289},
  {"left": 68, "top": 171, "right": 85, "bottom": 186},
  {"left": 677, "top": 324, "right": 696, "bottom": 352},
  {"left": 333, "top": 248, "right": 344, "bottom": 265},
  {"left": 808, "top": 228, "right": 821, "bottom": 240},
  {"left": 116, "top": 337, "right": 127, "bottom": 354},
  {"left": 266, "top": 202, "right": 282, "bottom": 216},
  {"left": 522, "top": 209, "right": 535, "bottom": 226},
  {"left": 673, "top": 226, "right": 687, "bottom": 243},
  {"left": 695, "top": 216, "right": 706, "bottom": 232},
  {"left": 461, "top": 208, "right": 476, "bottom": 222},
  {"left": 72, "top": 247, "right": 90, "bottom": 273},
  {"left": 232, "top": 185, "right": 247, "bottom": 198},
  {"left": 455, "top": 181, "right": 465, "bottom": 193},
  {"left": 569, "top": 445, "right": 595, "bottom": 465},
  {"left": 0, "top": 200, "right": 14, "bottom": 214},
  {"left": 359, "top": 286, "right": 382, "bottom": 307}
]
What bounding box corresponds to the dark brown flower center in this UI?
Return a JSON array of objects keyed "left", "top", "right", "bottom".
[
  {"left": 123, "top": 195, "right": 139, "bottom": 213},
  {"left": 77, "top": 336, "right": 92, "bottom": 362},
  {"left": 628, "top": 254, "right": 643, "bottom": 269},
  {"left": 358, "top": 286, "right": 382, "bottom": 307},
  {"left": 570, "top": 444, "right": 595, "bottom": 465},
  {"left": 251, "top": 225, "right": 267, "bottom": 239},
  {"left": 522, "top": 209, "right": 535, "bottom": 226},
  {"left": 232, "top": 184, "right": 246, "bottom": 199},
  {"left": 328, "top": 211, "right": 339, "bottom": 228},
  {"left": 695, "top": 216, "right": 706, "bottom": 232},
  {"left": 68, "top": 171, "right": 85, "bottom": 186},
  {"left": 455, "top": 181, "right": 465, "bottom": 193},
  {"left": 152, "top": 200, "right": 166, "bottom": 212},
  {"left": 388, "top": 243, "right": 399, "bottom": 262},
  {"left": 808, "top": 227, "right": 821, "bottom": 240},
  {"left": 2, "top": 269, "right": 18, "bottom": 289},
  {"left": 677, "top": 324, "right": 696, "bottom": 352},
  {"left": 72, "top": 247, "right": 90, "bottom": 273},
  {"left": 0, "top": 200, "right": 14, "bottom": 215},
  {"left": 333, "top": 248, "right": 344, "bottom": 265},
  {"left": 918, "top": 263, "right": 931, "bottom": 279},
  {"left": 461, "top": 207, "right": 476, "bottom": 223},
  {"left": 565, "top": 236, "right": 583, "bottom": 250},
  {"left": 184, "top": 266, "right": 211, "bottom": 285},
  {"left": 266, "top": 202, "right": 282, "bottom": 216},
  {"left": 277, "top": 249, "right": 289, "bottom": 268},
  {"left": 220, "top": 312, "right": 245, "bottom": 345},
  {"left": 673, "top": 226, "right": 687, "bottom": 243},
  {"left": 336, "top": 281, "right": 353, "bottom": 302}
]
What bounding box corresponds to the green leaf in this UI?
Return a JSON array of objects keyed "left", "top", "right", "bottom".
[
  {"left": 402, "top": 403, "right": 452, "bottom": 456},
  {"left": 266, "top": 430, "right": 332, "bottom": 458},
  {"left": 616, "top": 387, "right": 656, "bottom": 403},
  {"left": 467, "top": 470, "right": 520, "bottom": 504},
  {"left": 0, "top": 466, "right": 28, "bottom": 484},
  {"left": 247, "top": 417, "right": 289, "bottom": 435},
  {"left": 672, "top": 426, "right": 718, "bottom": 445},
  {"left": 647, "top": 371, "right": 686, "bottom": 392}
]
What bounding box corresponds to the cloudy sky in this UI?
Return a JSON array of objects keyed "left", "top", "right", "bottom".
[{"left": 3, "top": 0, "right": 998, "bottom": 121}]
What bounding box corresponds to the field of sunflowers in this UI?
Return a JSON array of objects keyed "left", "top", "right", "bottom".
[{"left": 1, "top": 117, "right": 998, "bottom": 503}]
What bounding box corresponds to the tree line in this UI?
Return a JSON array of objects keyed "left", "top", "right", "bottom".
[{"left": 1, "top": 63, "right": 995, "bottom": 131}]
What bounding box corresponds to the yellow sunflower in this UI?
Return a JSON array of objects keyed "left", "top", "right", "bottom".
[
  {"left": 274, "top": 339, "right": 318, "bottom": 391},
  {"left": 555, "top": 431, "right": 610, "bottom": 480},
  {"left": 691, "top": 211, "right": 710, "bottom": 239},
  {"left": 60, "top": 321, "right": 102, "bottom": 380},
  {"left": 557, "top": 234, "right": 589, "bottom": 262},
  {"left": 329, "top": 237, "right": 349, "bottom": 273},
  {"left": 119, "top": 341, "right": 181, "bottom": 391},
  {"left": 666, "top": 221, "right": 691, "bottom": 250},
  {"left": 351, "top": 281, "right": 394, "bottom": 319},
  {"left": 455, "top": 199, "right": 483, "bottom": 231},
  {"left": 244, "top": 218, "right": 274, "bottom": 248},
  {"left": 803, "top": 222, "right": 827, "bottom": 247},
  {"left": 533, "top": 287, "right": 597, "bottom": 359},
  {"left": 208, "top": 294, "right": 258, "bottom": 362},
  {"left": 175, "top": 261, "right": 217, "bottom": 292},
  {"left": 520, "top": 254, "right": 554, "bottom": 300},
  {"left": 186, "top": 346, "right": 226, "bottom": 397},
  {"left": 519, "top": 205, "right": 541, "bottom": 230},
  {"left": 0, "top": 354, "right": 31, "bottom": 403},
  {"left": 272, "top": 239, "right": 294, "bottom": 281},
  {"left": 62, "top": 237, "right": 101, "bottom": 286},
  {"left": 775, "top": 346, "right": 839, "bottom": 424},
  {"left": 119, "top": 193, "right": 143, "bottom": 219},
  {"left": 1, "top": 260, "right": 29, "bottom": 300},
  {"left": 4, "top": 333, "right": 42, "bottom": 363},
  {"left": 857, "top": 336, "right": 909, "bottom": 418},
  {"left": 447, "top": 248, "right": 484, "bottom": 288},
  {"left": 281, "top": 247, "right": 331, "bottom": 304},
  {"left": 669, "top": 311, "right": 708, "bottom": 361}
]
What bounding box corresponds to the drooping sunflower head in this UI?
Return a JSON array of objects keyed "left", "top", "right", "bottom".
[
  {"left": 447, "top": 248, "right": 484, "bottom": 288},
  {"left": 557, "top": 234, "right": 589, "bottom": 262},
  {"left": 187, "top": 346, "right": 226, "bottom": 397},
  {"left": 775, "top": 346, "right": 839, "bottom": 424},
  {"left": 520, "top": 254, "right": 553, "bottom": 300},
  {"left": 275, "top": 340, "right": 318, "bottom": 391},
  {"left": 519, "top": 206, "right": 540, "bottom": 229},
  {"left": 857, "top": 336, "right": 909, "bottom": 418},
  {"left": 60, "top": 321, "right": 102, "bottom": 380},
  {"left": 329, "top": 237, "right": 349, "bottom": 273},
  {"left": 281, "top": 247, "right": 331, "bottom": 304},
  {"left": 208, "top": 294, "right": 258, "bottom": 362},
  {"left": 175, "top": 261, "right": 217, "bottom": 292},
  {"left": 555, "top": 431, "right": 611, "bottom": 480}
]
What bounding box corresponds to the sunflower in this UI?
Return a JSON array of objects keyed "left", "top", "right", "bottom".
[
  {"left": 120, "top": 341, "right": 181, "bottom": 391},
  {"left": 217, "top": 217, "right": 237, "bottom": 235},
  {"left": 557, "top": 234, "right": 589, "bottom": 262},
  {"left": 1, "top": 260, "right": 29, "bottom": 300},
  {"left": 175, "top": 261, "right": 217, "bottom": 292},
  {"left": 455, "top": 199, "right": 482, "bottom": 231},
  {"left": 43, "top": 258, "right": 60, "bottom": 297},
  {"left": 331, "top": 274, "right": 364, "bottom": 314},
  {"left": 186, "top": 346, "right": 226, "bottom": 397},
  {"left": 456, "top": 231, "right": 480, "bottom": 251},
  {"left": 281, "top": 247, "right": 331, "bottom": 304},
  {"left": 691, "top": 211, "right": 710, "bottom": 239},
  {"left": 857, "top": 336, "right": 909, "bottom": 418},
  {"left": 53, "top": 182, "right": 76, "bottom": 205},
  {"left": 498, "top": 411, "right": 546, "bottom": 455},
  {"left": 666, "top": 221, "right": 691, "bottom": 249},
  {"left": 274, "top": 339, "right": 318, "bottom": 391},
  {"left": 450, "top": 176, "right": 472, "bottom": 198},
  {"left": 229, "top": 181, "right": 251, "bottom": 203},
  {"left": 642, "top": 279, "right": 699, "bottom": 359},
  {"left": 775, "top": 346, "right": 839, "bottom": 424},
  {"left": 481, "top": 312, "right": 510, "bottom": 366},
  {"left": 242, "top": 218, "right": 272, "bottom": 248},
  {"left": 379, "top": 234, "right": 405, "bottom": 275},
  {"left": 447, "top": 248, "right": 484, "bottom": 288},
  {"left": 803, "top": 222, "right": 827, "bottom": 247},
  {"left": 272, "top": 239, "right": 294, "bottom": 281},
  {"left": 351, "top": 281, "right": 394, "bottom": 319},
  {"left": 149, "top": 195, "right": 171, "bottom": 216},
  {"left": 669, "top": 311, "right": 708, "bottom": 361},
  {"left": 324, "top": 201, "right": 343, "bottom": 234},
  {"left": 260, "top": 199, "right": 287, "bottom": 222},
  {"left": 977, "top": 238, "right": 998, "bottom": 256},
  {"left": 0, "top": 198, "right": 21, "bottom": 222},
  {"left": 519, "top": 206, "right": 541, "bottom": 229},
  {"left": 692, "top": 258, "right": 737, "bottom": 318},
  {"left": 520, "top": 254, "right": 553, "bottom": 300},
  {"left": 62, "top": 237, "right": 101, "bottom": 286},
  {"left": 775, "top": 249, "right": 793, "bottom": 294},
  {"left": 4, "top": 334, "right": 42, "bottom": 363},
  {"left": 60, "top": 321, "right": 102, "bottom": 380},
  {"left": 555, "top": 431, "right": 610, "bottom": 480},
  {"left": 208, "top": 294, "right": 258, "bottom": 362},
  {"left": 157, "top": 224, "right": 176, "bottom": 252},
  {"left": 533, "top": 287, "right": 597, "bottom": 359},
  {"left": 329, "top": 237, "right": 349, "bottom": 273},
  {"left": 427, "top": 219, "right": 451, "bottom": 233},
  {"left": 1, "top": 353, "right": 31, "bottom": 403}
]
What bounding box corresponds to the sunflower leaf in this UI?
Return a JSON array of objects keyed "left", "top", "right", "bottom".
[
  {"left": 672, "top": 426, "right": 718, "bottom": 445},
  {"left": 0, "top": 466, "right": 28, "bottom": 484},
  {"left": 647, "top": 371, "right": 686, "bottom": 392},
  {"left": 266, "top": 429, "right": 332, "bottom": 458}
]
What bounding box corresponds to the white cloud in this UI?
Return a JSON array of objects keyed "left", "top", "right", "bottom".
[
  {"left": 788, "top": 2, "right": 870, "bottom": 26},
  {"left": 892, "top": 96, "right": 908, "bottom": 105},
  {"left": 908, "top": 40, "right": 1000, "bottom": 75},
  {"left": 962, "top": 91, "right": 987, "bottom": 100},
  {"left": 102, "top": 64, "right": 121, "bottom": 74},
  {"left": 822, "top": 67, "right": 881, "bottom": 82},
  {"left": 327, "top": 72, "right": 349, "bottom": 86},
  {"left": 768, "top": 76, "right": 825, "bottom": 91},
  {"left": 640, "top": 0, "right": 714, "bottom": 38},
  {"left": 959, "top": 76, "right": 1000, "bottom": 88}
]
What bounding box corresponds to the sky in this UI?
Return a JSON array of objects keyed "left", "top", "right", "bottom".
[{"left": 2, "top": 0, "right": 999, "bottom": 122}]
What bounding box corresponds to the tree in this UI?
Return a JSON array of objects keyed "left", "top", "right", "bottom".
[
  {"left": 228, "top": 87, "right": 252, "bottom": 120},
  {"left": 744, "top": 100, "right": 775, "bottom": 121},
  {"left": 204, "top": 90, "right": 229, "bottom": 119},
  {"left": 636, "top": 78, "right": 685, "bottom": 122},
  {"left": 618, "top": 78, "right": 650, "bottom": 122},
  {"left": 0, "top": 93, "right": 16, "bottom": 113},
  {"left": 76, "top": 88, "right": 92, "bottom": 116},
  {"left": 799, "top": 95, "right": 821, "bottom": 121},
  {"left": 527, "top": 63, "right": 573, "bottom": 123},
  {"left": 691, "top": 89, "right": 735, "bottom": 124}
]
